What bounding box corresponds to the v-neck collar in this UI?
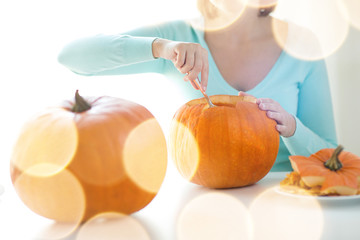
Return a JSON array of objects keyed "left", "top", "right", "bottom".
[{"left": 191, "top": 20, "right": 286, "bottom": 95}]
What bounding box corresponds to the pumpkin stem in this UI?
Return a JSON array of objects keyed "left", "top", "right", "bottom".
[
  {"left": 324, "top": 145, "right": 344, "bottom": 171},
  {"left": 71, "top": 90, "right": 92, "bottom": 113}
]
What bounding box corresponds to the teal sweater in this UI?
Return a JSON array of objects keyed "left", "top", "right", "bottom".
[{"left": 58, "top": 20, "right": 337, "bottom": 171}]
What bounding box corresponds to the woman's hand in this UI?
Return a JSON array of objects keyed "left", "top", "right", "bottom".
[
  {"left": 239, "top": 92, "right": 296, "bottom": 137},
  {"left": 152, "top": 38, "right": 209, "bottom": 91}
]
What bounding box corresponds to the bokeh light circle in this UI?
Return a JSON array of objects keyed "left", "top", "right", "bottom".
[
  {"left": 170, "top": 121, "right": 200, "bottom": 181},
  {"left": 35, "top": 221, "right": 82, "bottom": 240},
  {"left": 193, "top": 0, "right": 249, "bottom": 31},
  {"left": 177, "top": 192, "right": 251, "bottom": 240},
  {"left": 246, "top": 0, "right": 278, "bottom": 8},
  {"left": 123, "top": 118, "right": 167, "bottom": 194},
  {"left": 339, "top": 0, "right": 360, "bottom": 30},
  {"left": 76, "top": 212, "right": 151, "bottom": 240},
  {"left": 273, "top": 0, "right": 349, "bottom": 60},
  {"left": 10, "top": 108, "right": 77, "bottom": 177},
  {"left": 13, "top": 166, "right": 86, "bottom": 223},
  {"left": 249, "top": 187, "right": 324, "bottom": 240}
]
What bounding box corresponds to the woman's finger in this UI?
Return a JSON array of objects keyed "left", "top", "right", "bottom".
[
  {"left": 200, "top": 65, "right": 209, "bottom": 91},
  {"left": 180, "top": 51, "right": 195, "bottom": 74},
  {"left": 186, "top": 54, "right": 202, "bottom": 81},
  {"left": 174, "top": 48, "right": 186, "bottom": 69},
  {"left": 267, "top": 111, "right": 284, "bottom": 124},
  {"left": 258, "top": 102, "right": 282, "bottom": 113},
  {"left": 256, "top": 97, "right": 296, "bottom": 137},
  {"left": 199, "top": 51, "right": 209, "bottom": 91},
  {"left": 276, "top": 124, "right": 286, "bottom": 134},
  {"left": 238, "top": 91, "right": 254, "bottom": 97},
  {"left": 184, "top": 75, "right": 199, "bottom": 90},
  {"left": 256, "top": 98, "right": 274, "bottom": 103}
]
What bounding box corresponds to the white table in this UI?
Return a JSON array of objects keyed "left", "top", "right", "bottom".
[{"left": 1, "top": 167, "right": 360, "bottom": 240}]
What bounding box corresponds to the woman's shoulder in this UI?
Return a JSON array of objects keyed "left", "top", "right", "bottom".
[
  {"left": 148, "top": 19, "right": 200, "bottom": 41},
  {"left": 153, "top": 19, "right": 191, "bottom": 29}
]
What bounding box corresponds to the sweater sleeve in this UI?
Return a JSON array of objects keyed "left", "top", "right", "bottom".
[
  {"left": 282, "top": 60, "right": 338, "bottom": 156},
  {"left": 57, "top": 23, "right": 180, "bottom": 76}
]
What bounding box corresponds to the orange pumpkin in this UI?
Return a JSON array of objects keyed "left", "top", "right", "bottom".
[
  {"left": 170, "top": 95, "right": 279, "bottom": 188},
  {"left": 289, "top": 145, "right": 360, "bottom": 195},
  {"left": 10, "top": 91, "right": 167, "bottom": 222}
]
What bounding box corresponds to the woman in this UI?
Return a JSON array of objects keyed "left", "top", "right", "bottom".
[{"left": 58, "top": 0, "right": 337, "bottom": 171}]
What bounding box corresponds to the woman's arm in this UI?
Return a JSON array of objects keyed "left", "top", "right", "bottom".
[
  {"left": 57, "top": 20, "right": 209, "bottom": 90},
  {"left": 57, "top": 26, "right": 166, "bottom": 76},
  {"left": 282, "top": 60, "right": 338, "bottom": 156}
]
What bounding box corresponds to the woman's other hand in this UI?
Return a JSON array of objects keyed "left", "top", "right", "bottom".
[
  {"left": 238, "top": 91, "right": 296, "bottom": 137},
  {"left": 152, "top": 38, "right": 209, "bottom": 91}
]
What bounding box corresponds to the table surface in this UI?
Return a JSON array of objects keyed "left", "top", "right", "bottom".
[{"left": 1, "top": 166, "right": 360, "bottom": 240}]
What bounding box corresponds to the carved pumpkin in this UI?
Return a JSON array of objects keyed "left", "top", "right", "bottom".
[
  {"left": 289, "top": 145, "right": 360, "bottom": 195},
  {"left": 170, "top": 95, "right": 279, "bottom": 188},
  {"left": 10, "top": 91, "right": 167, "bottom": 222}
]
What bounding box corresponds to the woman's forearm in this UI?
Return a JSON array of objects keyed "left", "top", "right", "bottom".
[
  {"left": 283, "top": 60, "right": 337, "bottom": 156},
  {"left": 282, "top": 117, "right": 337, "bottom": 156},
  {"left": 58, "top": 34, "right": 158, "bottom": 75}
]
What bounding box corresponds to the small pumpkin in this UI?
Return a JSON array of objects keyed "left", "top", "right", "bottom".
[
  {"left": 289, "top": 145, "right": 360, "bottom": 195},
  {"left": 170, "top": 95, "right": 279, "bottom": 188},
  {"left": 10, "top": 91, "right": 167, "bottom": 222}
]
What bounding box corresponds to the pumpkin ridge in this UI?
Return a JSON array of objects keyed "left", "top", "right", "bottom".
[
  {"left": 300, "top": 167, "right": 329, "bottom": 177},
  {"left": 291, "top": 156, "right": 324, "bottom": 172},
  {"left": 339, "top": 153, "right": 360, "bottom": 166},
  {"left": 321, "top": 171, "right": 358, "bottom": 191},
  {"left": 171, "top": 104, "right": 202, "bottom": 180},
  {"left": 193, "top": 105, "right": 232, "bottom": 187},
  {"left": 170, "top": 95, "right": 279, "bottom": 188}
]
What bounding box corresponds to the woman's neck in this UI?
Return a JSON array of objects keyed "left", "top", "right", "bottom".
[{"left": 204, "top": 7, "right": 273, "bottom": 45}]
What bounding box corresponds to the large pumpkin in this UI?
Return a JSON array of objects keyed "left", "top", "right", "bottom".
[
  {"left": 170, "top": 95, "right": 279, "bottom": 188},
  {"left": 10, "top": 91, "right": 167, "bottom": 222}
]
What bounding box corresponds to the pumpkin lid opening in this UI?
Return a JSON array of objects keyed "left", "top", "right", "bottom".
[{"left": 186, "top": 95, "right": 257, "bottom": 107}]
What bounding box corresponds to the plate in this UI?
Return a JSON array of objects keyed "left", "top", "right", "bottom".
[{"left": 274, "top": 186, "right": 360, "bottom": 201}]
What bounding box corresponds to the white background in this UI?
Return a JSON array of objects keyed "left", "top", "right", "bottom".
[
  {"left": 0, "top": 0, "right": 359, "bottom": 236},
  {"left": 0, "top": 0, "right": 200, "bottom": 188}
]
